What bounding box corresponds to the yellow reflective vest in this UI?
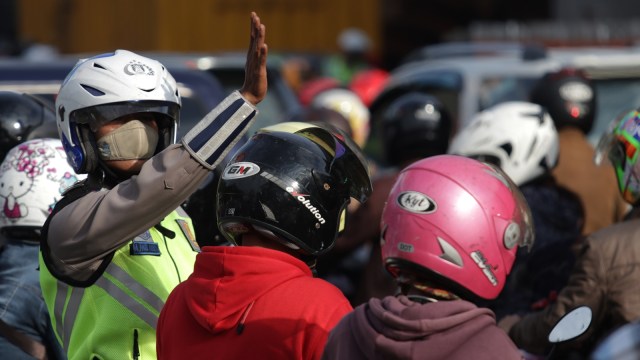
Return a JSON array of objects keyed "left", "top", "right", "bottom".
[{"left": 40, "top": 208, "right": 198, "bottom": 360}]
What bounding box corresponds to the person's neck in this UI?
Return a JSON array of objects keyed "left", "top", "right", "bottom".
[
  {"left": 241, "top": 230, "right": 318, "bottom": 274},
  {"left": 404, "top": 282, "right": 460, "bottom": 302},
  {"left": 241, "top": 231, "right": 301, "bottom": 258}
]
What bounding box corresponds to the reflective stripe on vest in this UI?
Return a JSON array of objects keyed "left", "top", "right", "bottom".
[
  {"left": 53, "top": 282, "right": 83, "bottom": 351},
  {"left": 53, "top": 262, "right": 166, "bottom": 351}
]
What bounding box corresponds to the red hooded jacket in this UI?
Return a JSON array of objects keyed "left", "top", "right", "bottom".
[{"left": 157, "top": 246, "right": 353, "bottom": 360}]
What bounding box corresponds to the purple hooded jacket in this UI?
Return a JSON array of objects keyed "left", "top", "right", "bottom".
[{"left": 321, "top": 295, "right": 523, "bottom": 360}]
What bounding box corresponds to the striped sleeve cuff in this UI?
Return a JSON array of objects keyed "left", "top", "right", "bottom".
[{"left": 181, "top": 91, "right": 258, "bottom": 170}]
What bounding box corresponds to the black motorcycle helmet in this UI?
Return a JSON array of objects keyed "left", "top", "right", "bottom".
[
  {"left": 0, "top": 91, "right": 58, "bottom": 161},
  {"left": 530, "top": 67, "right": 596, "bottom": 134},
  {"left": 380, "top": 91, "right": 452, "bottom": 166},
  {"left": 217, "top": 122, "right": 372, "bottom": 256}
]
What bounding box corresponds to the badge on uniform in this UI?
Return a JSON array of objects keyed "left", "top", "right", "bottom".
[
  {"left": 176, "top": 219, "right": 200, "bottom": 252},
  {"left": 130, "top": 230, "right": 161, "bottom": 256}
]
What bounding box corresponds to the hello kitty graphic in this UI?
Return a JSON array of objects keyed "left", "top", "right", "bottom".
[
  {"left": 0, "top": 140, "right": 80, "bottom": 224},
  {"left": 46, "top": 167, "right": 81, "bottom": 213},
  {"left": 0, "top": 165, "right": 32, "bottom": 219}
]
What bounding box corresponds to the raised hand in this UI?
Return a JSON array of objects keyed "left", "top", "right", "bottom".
[{"left": 240, "top": 12, "right": 268, "bottom": 106}]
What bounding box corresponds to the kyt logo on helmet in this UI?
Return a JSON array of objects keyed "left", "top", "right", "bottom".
[{"left": 397, "top": 191, "right": 437, "bottom": 214}]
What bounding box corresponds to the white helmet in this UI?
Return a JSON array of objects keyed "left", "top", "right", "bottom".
[
  {"left": 448, "top": 101, "right": 559, "bottom": 186},
  {"left": 311, "top": 88, "right": 370, "bottom": 148},
  {"left": 0, "top": 138, "right": 85, "bottom": 231},
  {"left": 338, "top": 28, "right": 372, "bottom": 54},
  {"left": 55, "top": 49, "right": 181, "bottom": 173}
]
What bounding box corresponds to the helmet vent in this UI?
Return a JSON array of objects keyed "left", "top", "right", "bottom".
[
  {"left": 526, "top": 137, "right": 538, "bottom": 159},
  {"left": 92, "top": 63, "right": 107, "bottom": 70},
  {"left": 437, "top": 236, "right": 463, "bottom": 267},
  {"left": 499, "top": 143, "right": 513, "bottom": 156},
  {"left": 539, "top": 157, "right": 550, "bottom": 170},
  {"left": 260, "top": 202, "right": 276, "bottom": 221},
  {"left": 80, "top": 85, "right": 105, "bottom": 97}
]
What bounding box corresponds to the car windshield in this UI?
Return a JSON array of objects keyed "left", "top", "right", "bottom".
[
  {"left": 207, "top": 68, "right": 294, "bottom": 136},
  {"left": 477, "top": 75, "right": 640, "bottom": 146},
  {"left": 590, "top": 78, "right": 640, "bottom": 145},
  {"left": 477, "top": 76, "right": 539, "bottom": 111},
  {"left": 175, "top": 94, "right": 211, "bottom": 139}
]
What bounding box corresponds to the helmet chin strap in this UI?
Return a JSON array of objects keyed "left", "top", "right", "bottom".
[{"left": 93, "top": 158, "right": 131, "bottom": 188}]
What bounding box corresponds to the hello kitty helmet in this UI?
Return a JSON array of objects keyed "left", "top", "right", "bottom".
[
  {"left": 0, "top": 138, "right": 84, "bottom": 236},
  {"left": 381, "top": 155, "right": 534, "bottom": 300}
]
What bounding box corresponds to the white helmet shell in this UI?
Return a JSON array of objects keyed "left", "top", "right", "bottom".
[
  {"left": 338, "top": 28, "right": 372, "bottom": 53},
  {"left": 55, "top": 50, "right": 181, "bottom": 173},
  {"left": 0, "top": 138, "right": 85, "bottom": 229},
  {"left": 449, "top": 101, "right": 559, "bottom": 186},
  {"left": 311, "top": 88, "right": 371, "bottom": 148}
]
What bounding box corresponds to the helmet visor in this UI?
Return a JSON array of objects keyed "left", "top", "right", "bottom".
[
  {"left": 261, "top": 122, "right": 373, "bottom": 203},
  {"left": 70, "top": 101, "right": 180, "bottom": 132},
  {"left": 594, "top": 110, "right": 640, "bottom": 203},
  {"left": 594, "top": 111, "right": 632, "bottom": 166},
  {"left": 486, "top": 162, "right": 535, "bottom": 251},
  {"left": 0, "top": 94, "right": 53, "bottom": 142}
]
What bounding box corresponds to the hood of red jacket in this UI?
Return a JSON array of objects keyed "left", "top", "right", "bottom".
[{"left": 183, "top": 246, "right": 313, "bottom": 334}]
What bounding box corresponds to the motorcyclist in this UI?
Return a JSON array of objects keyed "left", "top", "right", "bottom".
[
  {"left": 343, "top": 91, "right": 453, "bottom": 305},
  {"left": 0, "top": 91, "right": 58, "bottom": 161},
  {"left": 322, "top": 155, "right": 532, "bottom": 359},
  {"left": 502, "top": 108, "right": 640, "bottom": 357},
  {"left": 157, "top": 122, "right": 372, "bottom": 359},
  {"left": 449, "top": 101, "right": 584, "bottom": 320},
  {"left": 530, "top": 67, "right": 628, "bottom": 235},
  {"left": 0, "top": 137, "right": 78, "bottom": 360},
  {"left": 38, "top": 12, "right": 268, "bottom": 360}
]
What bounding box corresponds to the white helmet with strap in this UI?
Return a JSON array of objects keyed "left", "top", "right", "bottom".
[{"left": 55, "top": 50, "right": 181, "bottom": 173}]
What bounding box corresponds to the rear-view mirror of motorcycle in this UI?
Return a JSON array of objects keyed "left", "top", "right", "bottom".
[{"left": 548, "top": 305, "right": 592, "bottom": 343}]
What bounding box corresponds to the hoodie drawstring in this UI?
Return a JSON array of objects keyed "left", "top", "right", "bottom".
[{"left": 236, "top": 301, "right": 255, "bottom": 335}]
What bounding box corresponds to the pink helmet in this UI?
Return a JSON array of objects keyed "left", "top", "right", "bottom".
[{"left": 381, "top": 155, "right": 534, "bottom": 300}]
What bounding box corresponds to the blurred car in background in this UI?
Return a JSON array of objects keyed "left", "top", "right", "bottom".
[
  {"left": 366, "top": 44, "right": 640, "bottom": 163},
  {"left": 400, "top": 41, "right": 547, "bottom": 63},
  {"left": 366, "top": 48, "right": 558, "bottom": 162},
  {"left": 569, "top": 50, "right": 640, "bottom": 143},
  {"left": 142, "top": 51, "right": 302, "bottom": 135}
]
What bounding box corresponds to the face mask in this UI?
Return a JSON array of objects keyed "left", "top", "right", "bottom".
[{"left": 96, "top": 119, "right": 159, "bottom": 161}]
